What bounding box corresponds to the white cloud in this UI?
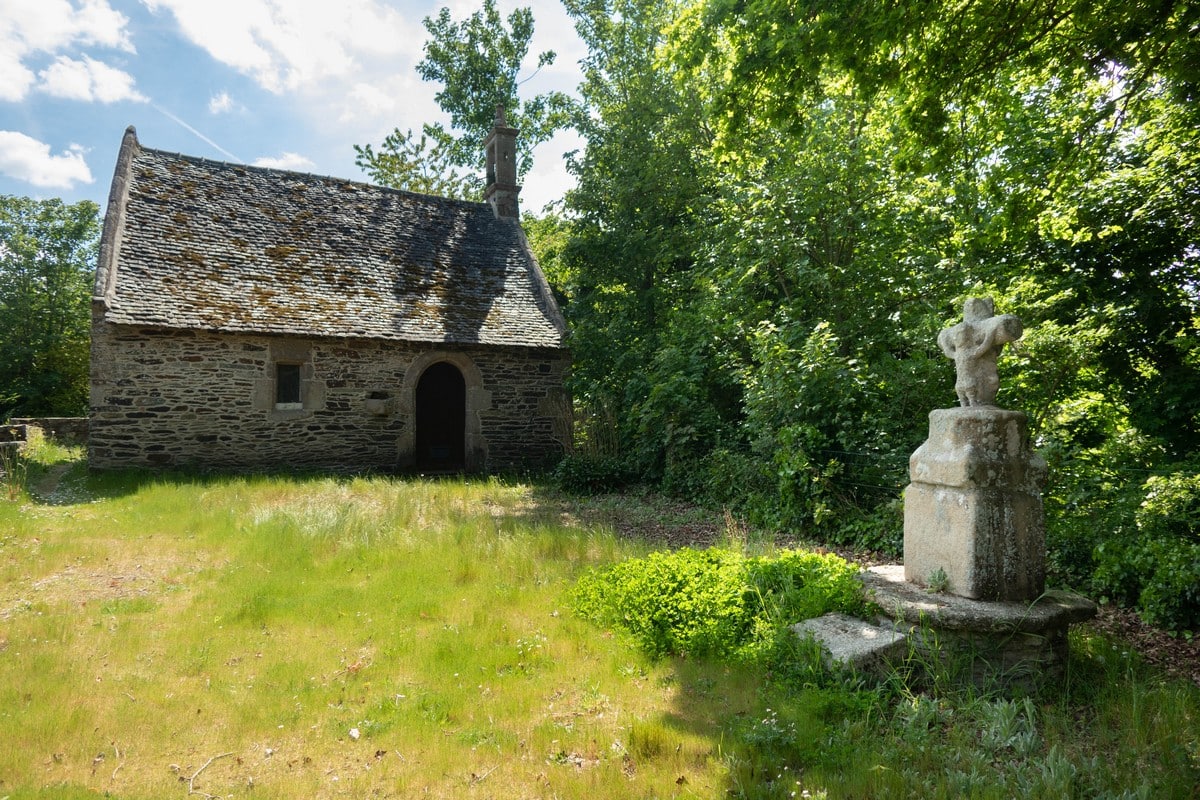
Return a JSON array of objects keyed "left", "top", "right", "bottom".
[
  {"left": 0, "top": 131, "right": 93, "bottom": 188},
  {"left": 0, "top": 0, "right": 133, "bottom": 52},
  {"left": 0, "top": 52, "right": 36, "bottom": 102},
  {"left": 343, "top": 82, "right": 397, "bottom": 120},
  {"left": 0, "top": 0, "right": 136, "bottom": 101},
  {"left": 208, "top": 90, "right": 235, "bottom": 114},
  {"left": 72, "top": 0, "right": 136, "bottom": 50},
  {"left": 523, "top": 127, "right": 583, "bottom": 213},
  {"left": 39, "top": 55, "right": 146, "bottom": 102},
  {"left": 142, "top": 0, "right": 419, "bottom": 94},
  {"left": 252, "top": 152, "right": 315, "bottom": 171}
]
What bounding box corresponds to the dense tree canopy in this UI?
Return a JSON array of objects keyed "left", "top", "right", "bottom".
[
  {"left": 0, "top": 196, "right": 99, "bottom": 418},
  {"left": 543, "top": 0, "right": 1198, "bottom": 623}
]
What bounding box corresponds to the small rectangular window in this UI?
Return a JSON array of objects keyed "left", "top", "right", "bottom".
[{"left": 275, "top": 363, "right": 302, "bottom": 408}]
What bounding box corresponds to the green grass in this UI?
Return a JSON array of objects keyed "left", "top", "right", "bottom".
[{"left": 0, "top": 452, "right": 1197, "bottom": 799}]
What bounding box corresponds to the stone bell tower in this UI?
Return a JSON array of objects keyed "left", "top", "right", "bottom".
[{"left": 484, "top": 104, "right": 520, "bottom": 220}]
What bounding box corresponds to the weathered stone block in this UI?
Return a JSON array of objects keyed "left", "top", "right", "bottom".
[
  {"left": 792, "top": 613, "right": 908, "bottom": 674},
  {"left": 904, "top": 407, "right": 1047, "bottom": 601}
]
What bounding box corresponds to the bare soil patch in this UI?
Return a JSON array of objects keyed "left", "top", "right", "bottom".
[{"left": 1088, "top": 603, "right": 1200, "bottom": 687}]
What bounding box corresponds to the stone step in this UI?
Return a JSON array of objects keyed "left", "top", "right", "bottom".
[{"left": 792, "top": 613, "right": 908, "bottom": 673}]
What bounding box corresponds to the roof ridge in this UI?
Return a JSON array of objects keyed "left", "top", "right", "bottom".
[{"left": 137, "top": 144, "right": 490, "bottom": 210}]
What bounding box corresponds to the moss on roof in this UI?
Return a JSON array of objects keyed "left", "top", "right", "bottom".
[{"left": 97, "top": 130, "right": 565, "bottom": 349}]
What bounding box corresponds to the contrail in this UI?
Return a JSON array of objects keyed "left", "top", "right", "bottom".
[{"left": 152, "top": 104, "right": 243, "bottom": 163}]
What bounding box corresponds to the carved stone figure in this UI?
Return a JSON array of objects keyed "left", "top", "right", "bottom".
[{"left": 937, "top": 297, "right": 1023, "bottom": 407}]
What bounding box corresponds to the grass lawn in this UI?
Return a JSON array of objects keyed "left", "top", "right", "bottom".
[{"left": 1, "top": 446, "right": 1197, "bottom": 799}]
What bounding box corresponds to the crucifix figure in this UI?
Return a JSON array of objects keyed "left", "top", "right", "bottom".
[{"left": 937, "top": 297, "right": 1023, "bottom": 407}]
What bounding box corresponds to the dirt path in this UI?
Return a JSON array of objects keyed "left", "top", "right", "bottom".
[{"left": 31, "top": 462, "right": 73, "bottom": 499}]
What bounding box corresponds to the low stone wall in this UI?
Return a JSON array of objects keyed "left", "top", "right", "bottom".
[
  {"left": 0, "top": 425, "right": 27, "bottom": 444},
  {"left": 9, "top": 417, "right": 89, "bottom": 445},
  {"left": 0, "top": 426, "right": 28, "bottom": 477}
]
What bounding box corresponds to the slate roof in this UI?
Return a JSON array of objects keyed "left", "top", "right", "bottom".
[{"left": 94, "top": 127, "right": 566, "bottom": 349}]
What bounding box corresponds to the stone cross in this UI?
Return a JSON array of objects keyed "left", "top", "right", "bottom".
[{"left": 937, "top": 297, "right": 1023, "bottom": 407}]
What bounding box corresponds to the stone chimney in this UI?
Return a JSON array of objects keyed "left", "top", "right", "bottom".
[{"left": 483, "top": 104, "right": 521, "bottom": 220}]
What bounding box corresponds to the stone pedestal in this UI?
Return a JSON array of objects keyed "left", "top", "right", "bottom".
[
  {"left": 862, "top": 566, "right": 1096, "bottom": 689},
  {"left": 904, "top": 407, "right": 1047, "bottom": 601}
]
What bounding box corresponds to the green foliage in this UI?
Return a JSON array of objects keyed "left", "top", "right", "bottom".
[
  {"left": 574, "top": 547, "right": 746, "bottom": 659},
  {"left": 520, "top": 212, "right": 573, "bottom": 297},
  {"left": 0, "top": 445, "right": 26, "bottom": 501},
  {"left": 573, "top": 547, "right": 865, "bottom": 661},
  {"left": 355, "top": 0, "right": 576, "bottom": 193},
  {"left": 353, "top": 127, "right": 477, "bottom": 199},
  {"left": 551, "top": 0, "right": 1199, "bottom": 629},
  {"left": 1137, "top": 471, "right": 1200, "bottom": 542},
  {"left": 552, "top": 452, "right": 638, "bottom": 494},
  {"left": 1092, "top": 466, "right": 1200, "bottom": 632},
  {"left": 558, "top": 0, "right": 716, "bottom": 484},
  {"left": 0, "top": 195, "right": 99, "bottom": 417}
]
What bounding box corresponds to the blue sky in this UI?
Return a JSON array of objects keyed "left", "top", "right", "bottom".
[{"left": 0, "top": 0, "right": 585, "bottom": 214}]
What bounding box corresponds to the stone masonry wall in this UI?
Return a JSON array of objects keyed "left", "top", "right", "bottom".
[{"left": 89, "top": 320, "right": 570, "bottom": 472}]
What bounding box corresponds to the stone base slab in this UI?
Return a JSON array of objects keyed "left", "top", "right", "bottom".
[
  {"left": 792, "top": 613, "right": 908, "bottom": 673},
  {"left": 862, "top": 565, "right": 1097, "bottom": 689}
]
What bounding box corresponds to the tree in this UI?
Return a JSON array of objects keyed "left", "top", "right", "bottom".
[
  {"left": 356, "top": 0, "right": 577, "bottom": 194},
  {"left": 558, "top": 0, "right": 721, "bottom": 477},
  {"left": 666, "top": 0, "right": 1200, "bottom": 460},
  {"left": 0, "top": 196, "right": 99, "bottom": 418},
  {"left": 674, "top": 0, "right": 1200, "bottom": 147},
  {"left": 354, "top": 128, "right": 476, "bottom": 199}
]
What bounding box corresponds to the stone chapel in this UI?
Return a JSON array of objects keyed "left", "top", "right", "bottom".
[{"left": 89, "top": 110, "right": 570, "bottom": 472}]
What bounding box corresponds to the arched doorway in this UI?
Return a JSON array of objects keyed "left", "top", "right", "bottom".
[{"left": 415, "top": 361, "right": 466, "bottom": 471}]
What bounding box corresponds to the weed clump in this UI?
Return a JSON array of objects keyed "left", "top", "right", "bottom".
[{"left": 572, "top": 547, "right": 866, "bottom": 662}]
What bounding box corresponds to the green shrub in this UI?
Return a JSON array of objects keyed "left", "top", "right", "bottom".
[
  {"left": 574, "top": 548, "right": 747, "bottom": 658},
  {"left": 693, "top": 447, "right": 773, "bottom": 510},
  {"left": 1094, "top": 536, "right": 1200, "bottom": 632},
  {"left": 1091, "top": 465, "right": 1200, "bottom": 632},
  {"left": 552, "top": 452, "right": 638, "bottom": 493},
  {"left": 573, "top": 547, "right": 866, "bottom": 661},
  {"left": 1136, "top": 471, "right": 1200, "bottom": 541}
]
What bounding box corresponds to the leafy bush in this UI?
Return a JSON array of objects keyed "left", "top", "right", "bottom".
[
  {"left": 1041, "top": 421, "right": 1163, "bottom": 589},
  {"left": 824, "top": 498, "right": 904, "bottom": 555},
  {"left": 575, "top": 548, "right": 746, "bottom": 658},
  {"left": 573, "top": 547, "right": 866, "bottom": 661},
  {"left": 1136, "top": 472, "right": 1200, "bottom": 541},
  {"left": 1094, "top": 536, "right": 1200, "bottom": 632},
  {"left": 551, "top": 453, "right": 638, "bottom": 493},
  {"left": 1092, "top": 466, "right": 1200, "bottom": 632}
]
